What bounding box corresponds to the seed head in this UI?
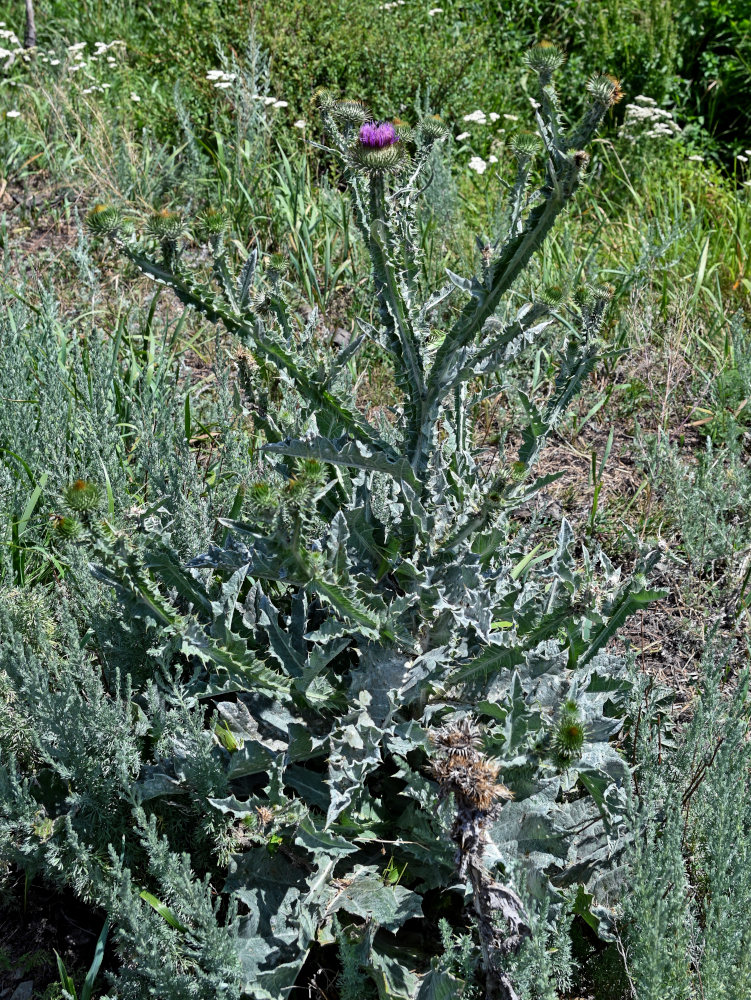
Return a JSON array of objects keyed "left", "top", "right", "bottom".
[
  {"left": 255, "top": 805, "right": 274, "bottom": 827},
  {"left": 430, "top": 717, "right": 482, "bottom": 758},
  {"left": 430, "top": 718, "right": 513, "bottom": 816}
]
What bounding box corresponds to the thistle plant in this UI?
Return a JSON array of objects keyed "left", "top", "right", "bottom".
[{"left": 78, "top": 50, "right": 657, "bottom": 998}]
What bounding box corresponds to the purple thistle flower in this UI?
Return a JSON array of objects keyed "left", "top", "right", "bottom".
[{"left": 358, "top": 120, "right": 399, "bottom": 148}]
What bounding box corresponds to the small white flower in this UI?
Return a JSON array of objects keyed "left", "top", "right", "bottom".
[
  {"left": 502, "top": 113, "right": 519, "bottom": 121},
  {"left": 81, "top": 87, "right": 96, "bottom": 94},
  {"left": 130, "top": 92, "right": 141, "bottom": 102},
  {"left": 106, "top": 56, "right": 116, "bottom": 64},
  {"left": 745, "top": 149, "right": 751, "bottom": 156},
  {"left": 455, "top": 131, "right": 470, "bottom": 141},
  {"left": 688, "top": 154, "right": 704, "bottom": 162},
  {"left": 263, "top": 96, "right": 277, "bottom": 105},
  {"left": 468, "top": 156, "right": 487, "bottom": 174},
  {"left": 737, "top": 154, "right": 748, "bottom": 163},
  {"left": 206, "top": 69, "right": 225, "bottom": 80},
  {"left": 214, "top": 81, "right": 232, "bottom": 89},
  {"left": 489, "top": 112, "right": 500, "bottom": 122},
  {"left": 49, "top": 58, "right": 60, "bottom": 66},
  {"left": 68, "top": 62, "right": 84, "bottom": 72},
  {"left": 294, "top": 119, "right": 306, "bottom": 128},
  {"left": 463, "top": 109, "right": 487, "bottom": 123},
  {"left": 273, "top": 100, "right": 288, "bottom": 108},
  {"left": 6, "top": 109, "right": 21, "bottom": 118},
  {"left": 744, "top": 180, "right": 751, "bottom": 187},
  {"left": 102, "top": 83, "right": 111, "bottom": 89},
  {"left": 428, "top": 7, "right": 443, "bottom": 13},
  {"left": 67, "top": 42, "right": 86, "bottom": 52},
  {"left": 488, "top": 154, "right": 498, "bottom": 163}
]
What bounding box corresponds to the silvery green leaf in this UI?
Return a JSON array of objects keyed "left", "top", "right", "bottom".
[
  {"left": 416, "top": 968, "right": 465, "bottom": 1000},
  {"left": 264, "top": 434, "right": 418, "bottom": 488},
  {"left": 325, "top": 866, "right": 423, "bottom": 932},
  {"left": 236, "top": 246, "right": 258, "bottom": 307}
]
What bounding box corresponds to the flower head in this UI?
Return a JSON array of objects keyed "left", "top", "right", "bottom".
[
  {"left": 358, "top": 120, "right": 399, "bottom": 148},
  {"left": 350, "top": 120, "right": 405, "bottom": 171}
]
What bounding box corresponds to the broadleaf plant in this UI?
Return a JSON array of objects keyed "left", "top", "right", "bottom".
[{"left": 82, "top": 50, "right": 653, "bottom": 999}]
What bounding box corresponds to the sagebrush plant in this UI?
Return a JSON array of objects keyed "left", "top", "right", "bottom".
[
  {"left": 622, "top": 645, "right": 751, "bottom": 999},
  {"left": 1, "top": 51, "right": 658, "bottom": 999}
]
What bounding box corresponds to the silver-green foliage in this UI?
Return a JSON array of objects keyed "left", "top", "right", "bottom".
[{"left": 623, "top": 649, "right": 751, "bottom": 999}]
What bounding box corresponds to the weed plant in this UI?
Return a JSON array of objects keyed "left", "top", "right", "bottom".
[{"left": 0, "top": 50, "right": 662, "bottom": 1000}]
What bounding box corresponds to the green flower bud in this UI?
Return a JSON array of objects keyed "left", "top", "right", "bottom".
[
  {"left": 586, "top": 74, "right": 624, "bottom": 108},
  {"left": 331, "top": 99, "right": 370, "bottom": 126},
  {"left": 418, "top": 115, "right": 449, "bottom": 144},
  {"left": 64, "top": 479, "right": 102, "bottom": 513},
  {"left": 86, "top": 204, "right": 123, "bottom": 237},
  {"left": 51, "top": 514, "right": 81, "bottom": 539},
  {"left": 525, "top": 42, "right": 565, "bottom": 77},
  {"left": 146, "top": 209, "right": 185, "bottom": 241},
  {"left": 553, "top": 702, "right": 586, "bottom": 761},
  {"left": 265, "top": 252, "right": 289, "bottom": 279},
  {"left": 391, "top": 117, "right": 414, "bottom": 142},
  {"left": 196, "top": 207, "right": 228, "bottom": 240},
  {"left": 313, "top": 88, "right": 337, "bottom": 112},
  {"left": 511, "top": 133, "right": 540, "bottom": 160}
]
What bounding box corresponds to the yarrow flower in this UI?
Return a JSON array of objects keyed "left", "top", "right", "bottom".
[
  {"left": 293, "top": 119, "right": 306, "bottom": 129},
  {"left": 463, "top": 109, "right": 487, "bottom": 124},
  {"left": 468, "top": 156, "right": 487, "bottom": 174},
  {"left": 456, "top": 131, "right": 470, "bottom": 141},
  {"left": 6, "top": 109, "right": 21, "bottom": 118},
  {"left": 359, "top": 120, "right": 399, "bottom": 148}
]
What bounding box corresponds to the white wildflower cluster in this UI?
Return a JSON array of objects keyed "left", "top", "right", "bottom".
[
  {"left": 249, "top": 94, "right": 288, "bottom": 109},
  {"left": 0, "top": 24, "right": 22, "bottom": 69},
  {"left": 379, "top": 0, "right": 406, "bottom": 8},
  {"left": 464, "top": 108, "right": 500, "bottom": 125},
  {"left": 30, "top": 38, "right": 127, "bottom": 97},
  {"left": 619, "top": 95, "right": 681, "bottom": 142},
  {"left": 428, "top": 7, "right": 443, "bottom": 14},
  {"left": 206, "top": 69, "right": 237, "bottom": 90},
  {"left": 455, "top": 106, "right": 512, "bottom": 174},
  {"left": 468, "top": 154, "right": 498, "bottom": 174}
]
